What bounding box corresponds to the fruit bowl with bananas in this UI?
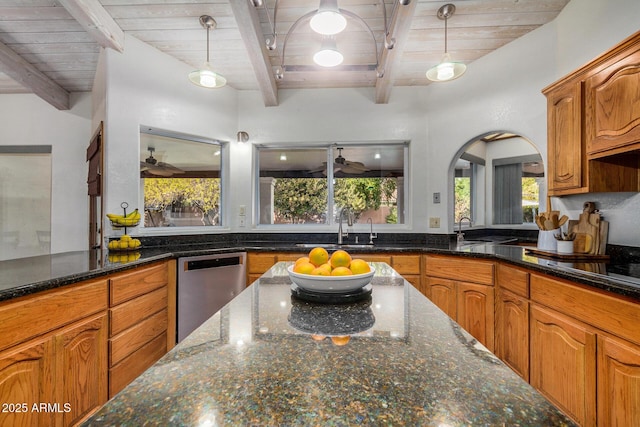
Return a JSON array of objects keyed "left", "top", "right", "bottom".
[
  {"left": 107, "top": 234, "right": 142, "bottom": 252},
  {"left": 106, "top": 208, "right": 141, "bottom": 227}
]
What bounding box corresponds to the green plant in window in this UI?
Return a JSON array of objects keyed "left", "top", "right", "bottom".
[
  {"left": 143, "top": 178, "right": 220, "bottom": 225},
  {"left": 273, "top": 178, "right": 328, "bottom": 223}
]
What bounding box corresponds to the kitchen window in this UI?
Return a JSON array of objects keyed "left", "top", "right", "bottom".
[
  {"left": 140, "top": 128, "right": 225, "bottom": 228},
  {"left": 256, "top": 143, "right": 407, "bottom": 226}
]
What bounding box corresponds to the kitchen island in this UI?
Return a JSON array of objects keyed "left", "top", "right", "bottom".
[{"left": 82, "top": 262, "right": 575, "bottom": 426}]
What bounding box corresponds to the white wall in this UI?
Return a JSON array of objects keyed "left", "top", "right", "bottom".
[
  {"left": 102, "top": 35, "right": 238, "bottom": 237},
  {"left": 421, "top": 0, "right": 640, "bottom": 246},
  {"left": 0, "top": 93, "right": 92, "bottom": 255}
]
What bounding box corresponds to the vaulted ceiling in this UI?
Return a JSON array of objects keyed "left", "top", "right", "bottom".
[{"left": 0, "top": 0, "right": 570, "bottom": 110}]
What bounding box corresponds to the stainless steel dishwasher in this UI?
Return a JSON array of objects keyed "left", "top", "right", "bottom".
[{"left": 177, "top": 252, "right": 246, "bottom": 342}]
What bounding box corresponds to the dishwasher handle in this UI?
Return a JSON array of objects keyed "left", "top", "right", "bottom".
[{"left": 184, "top": 256, "right": 242, "bottom": 271}]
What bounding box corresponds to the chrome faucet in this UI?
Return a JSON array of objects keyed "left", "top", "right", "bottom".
[
  {"left": 337, "top": 207, "right": 353, "bottom": 244},
  {"left": 457, "top": 216, "right": 472, "bottom": 242},
  {"left": 367, "top": 218, "right": 377, "bottom": 244}
]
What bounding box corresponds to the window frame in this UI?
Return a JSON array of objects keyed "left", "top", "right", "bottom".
[
  {"left": 253, "top": 141, "right": 411, "bottom": 231},
  {"left": 138, "top": 126, "right": 229, "bottom": 235}
]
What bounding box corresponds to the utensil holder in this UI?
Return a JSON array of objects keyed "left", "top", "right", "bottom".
[
  {"left": 557, "top": 240, "right": 574, "bottom": 254},
  {"left": 537, "top": 229, "right": 559, "bottom": 251}
]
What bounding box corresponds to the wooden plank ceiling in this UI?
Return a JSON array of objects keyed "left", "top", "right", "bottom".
[{"left": 0, "top": 0, "right": 570, "bottom": 109}]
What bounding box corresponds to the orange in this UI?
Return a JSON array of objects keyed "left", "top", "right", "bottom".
[
  {"left": 330, "top": 250, "right": 352, "bottom": 268},
  {"left": 318, "top": 263, "right": 332, "bottom": 272},
  {"left": 295, "top": 256, "right": 310, "bottom": 266},
  {"left": 311, "top": 266, "right": 331, "bottom": 276},
  {"left": 308, "top": 247, "right": 329, "bottom": 267},
  {"left": 331, "top": 336, "right": 351, "bottom": 346},
  {"left": 331, "top": 266, "right": 353, "bottom": 276},
  {"left": 350, "top": 259, "right": 370, "bottom": 275},
  {"left": 293, "top": 261, "right": 315, "bottom": 275}
]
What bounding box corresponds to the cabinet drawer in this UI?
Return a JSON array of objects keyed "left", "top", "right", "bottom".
[
  {"left": 497, "top": 263, "right": 529, "bottom": 297},
  {"left": 110, "top": 262, "right": 168, "bottom": 306},
  {"left": 391, "top": 255, "right": 421, "bottom": 275},
  {"left": 109, "top": 333, "right": 166, "bottom": 397},
  {"left": 425, "top": 255, "right": 494, "bottom": 285},
  {"left": 109, "top": 310, "right": 167, "bottom": 366},
  {"left": 109, "top": 287, "right": 168, "bottom": 336},
  {"left": 0, "top": 279, "right": 108, "bottom": 351},
  {"left": 531, "top": 273, "right": 640, "bottom": 346},
  {"left": 247, "top": 253, "right": 277, "bottom": 274}
]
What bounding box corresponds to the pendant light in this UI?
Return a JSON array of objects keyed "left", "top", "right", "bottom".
[
  {"left": 188, "top": 15, "right": 227, "bottom": 88},
  {"left": 313, "top": 37, "right": 344, "bottom": 67},
  {"left": 310, "top": 0, "right": 347, "bottom": 35},
  {"left": 426, "top": 4, "right": 466, "bottom": 82}
]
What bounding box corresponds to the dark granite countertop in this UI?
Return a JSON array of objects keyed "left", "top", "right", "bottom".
[
  {"left": 1, "top": 239, "right": 640, "bottom": 302},
  {"left": 82, "top": 262, "right": 575, "bottom": 426}
]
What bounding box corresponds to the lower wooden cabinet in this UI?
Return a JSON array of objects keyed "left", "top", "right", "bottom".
[
  {"left": 0, "top": 280, "right": 109, "bottom": 427},
  {"left": 530, "top": 304, "right": 597, "bottom": 427},
  {"left": 495, "top": 288, "right": 529, "bottom": 381},
  {"left": 107, "top": 261, "right": 174, "bottom": 398},
  {"left": 597, "top": 334, "right": 640, "bottom": 427},
  {"left": 55, "top": 313, "right": 108, "bottom": 427},
  {"left": 424, "top": 255, "right": 495, "bottom": 351}
]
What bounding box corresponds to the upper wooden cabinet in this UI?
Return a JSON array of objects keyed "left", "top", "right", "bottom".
[
  {"left": 543, "top": 30, "right": 640, "bottom": 196},
  {"left": 585, "top": 38, "right": 640, "bottom": 157}
]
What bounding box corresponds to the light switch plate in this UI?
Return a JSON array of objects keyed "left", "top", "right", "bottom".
[
  {"left": 433, "top": 192, "right": 441, "bottom": 204},
  {"left": 429, "top": 217, "right": 440, "bottom": 228},
  {"left": 239, "top": 205, "right": 246, "bottom": 216}
]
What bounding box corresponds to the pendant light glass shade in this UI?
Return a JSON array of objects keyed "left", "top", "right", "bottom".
[
  {"left": 426, "top": 4, "right": 466, "bottom": 82},
  {"left": 310, "top": 0, "right": 347, "bottom": 35},
  {"left": 313, "top": 37, "right": 344, "bottom": 67},
  {"left": 189, "top": 15, "right": 226, "bottom": 89},
  {"left": 189, "top": 62, "right": 227, "bottom": 88},
  {"left": 426, "top": 53, "right": 466, "bottom": 82}
]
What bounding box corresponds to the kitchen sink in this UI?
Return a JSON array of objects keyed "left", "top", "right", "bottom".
[{"left": 294, "top": 243, "right": 375, "bottom": 249}]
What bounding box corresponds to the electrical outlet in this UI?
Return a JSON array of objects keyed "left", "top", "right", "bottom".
[
  {"left": 429, "top": 217, "right": 440, "bottom": 228},
  {"left": 433, "top": 192, "right": 441, "bottom": 204},
  {"left": 239, "top": 217, "right": 246, "bottom": 227}
]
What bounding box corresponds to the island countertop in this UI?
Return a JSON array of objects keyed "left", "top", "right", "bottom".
[{"left": 82, "top": 262, "right": 575, "bottom": 426}]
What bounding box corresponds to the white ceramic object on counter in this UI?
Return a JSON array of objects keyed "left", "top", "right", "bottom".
[
  {"left": 537, "top": 229, "right": 559, "bottom": 251},
  {"left": 557, "top": 240, "right": 575, "bottom": 254}
]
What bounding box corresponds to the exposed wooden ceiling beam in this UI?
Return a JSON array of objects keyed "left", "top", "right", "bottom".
[
  {"left": 229, "top": 0, "right": 279, "bottom": 107},
  {"left": 0, "top": 41, "right": 69, "bottom": 110},
  {"left": 375, "top": 1, "right": 418, "bottom": 104},
  {"left": 58, "top": 0, "right": 125, "bottom": 53}
]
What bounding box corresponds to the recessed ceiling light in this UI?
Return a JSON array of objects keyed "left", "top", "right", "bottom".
[{"left": 280, "top": 153, "right": 287, "bottom": 161}]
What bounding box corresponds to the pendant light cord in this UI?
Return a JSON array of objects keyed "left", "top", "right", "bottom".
[
  {"left": 206, "top": 25, "right": 210, "bottom": 63},
  {"left": 444, "top": 15, "right": 448, "bottom": 54}
]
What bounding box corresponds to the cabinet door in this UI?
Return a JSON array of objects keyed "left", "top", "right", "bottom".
[
  {"left": 530, "top": 305, "right": 596, "bottom": 426},
  {"left": 546, "top": 81, "right": 584, "bottom": 193},
  {"left": 424, "top": 276, "right": 456, "bottom": 320},
  {"left": 597, "top": 335, "right": 640, "bottom": 427},
  {"left": 55, "top": 313, "right": 108, "bottom": 426},
  {"left": 495, "top": 289, "right": 529, "bottom": 381},
  {"left": 585, "top": 52, "right": 640, "bottom": 156},
  {"left": 0, "top": 337, "right": 55, "bottom": 427},
  {"left": 457, "top": 282, "right": 494, "bottom": 352}
]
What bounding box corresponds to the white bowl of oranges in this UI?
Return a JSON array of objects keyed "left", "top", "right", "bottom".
[{"left": 288, "top": 247, "right": 374, "bottom": 293}]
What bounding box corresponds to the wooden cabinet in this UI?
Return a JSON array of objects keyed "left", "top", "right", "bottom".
[
  {"left": 528, "top": 271, "right": 640, "bottom": 426},
  {"left": 546, "top": 81, "right": 584, "bottom": 193},
  {"left": 0, "top": 279, "right": 109, "bottom": 426},
  {"left": 55, "top": 313, "right": 108, "bottom": 426},
  {"left": 424, "top": 255, "right": 495, "bottom": 351},
  {"left": 543, "top": 30, "right": 640, "bottom": 196},
  {"left": 0, "top": 337, "right": 54, "bottom": 427},
  {"left": 530, "top": 304, "right": 597, "bottom": 426},
  {"left": 107, "top": 261, "right": 174, "bottom": 398},
  {"left": 597, "top": 335, "right": 640, "bottom": 427},
  {"left": 585, "top": 37, "right": 640, "bottom": 157},
  {"left": 495, "top": 264, "right": 530, "bottom": 381}
]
